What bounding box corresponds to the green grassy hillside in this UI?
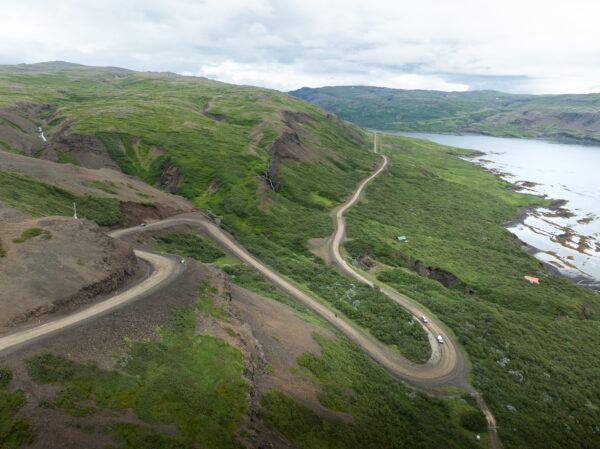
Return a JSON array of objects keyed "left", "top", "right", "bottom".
[
  {"left": 346, "top": 134, "right": 600, "bottom": 449},
  {"left": 1, "top": 64, "right": 599, "bottom": 449},
  {"left": 0, "top": 64, "right": 375, "bottom": 234},
  {"left": 0, "top": 64, "right": 431, "bottom": 358},
  {"left": 290, "top": 86, "right": 600, "bottom": 143}
]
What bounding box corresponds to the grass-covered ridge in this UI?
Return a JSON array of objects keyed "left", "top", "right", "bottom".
[
  {"left": 290, "top": 86, "right": 600, "bottom": 143},
  {"left": 0, "top": 64, "right": 377, "bottom": 213},
  {"left": 0, "top": 64, "right": 435, "bottom": 361},
  {"left": 0, "top": 64, "right": 432, "bottom": 359},
  {"left": 345, "top": 134, "right": 600, "bottom": 449},
  {"left": 0, "top": 169, "right": 121, "bottom": 226}
]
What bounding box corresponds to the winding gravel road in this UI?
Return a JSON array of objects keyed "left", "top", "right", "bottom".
[
  {"left": 329, "top": 154, "right": 468, "bottom": 386},
  {"left": 121, "top": 189, "right": 467, "bottom": 387},
  {"left": 0, "top": 250, "right": 184, "bottom": 355},
  {"left": 0, "top": 131, "right": 500, "bottom": 447},
  {"left": 0, "top": 150, "right": 463, "bottom": 385}
]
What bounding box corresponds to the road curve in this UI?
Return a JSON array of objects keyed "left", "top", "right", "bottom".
[
  {"left": 118, "top": 213, "right": 453, "bottom": 381},
  {"left": 328, "top": 154, "right": 467, "bottom": 385},
  {"left": 0, "top": 250, "right": 184, "bottom": 355},
  {"left": 351, "top": 133, "right": 500, "bottom": 446},
  {"left": 0, "top": 131, "right": 499, "bottom": 445},
  {"left": 122, "top": 214, "right": 466, "bottom": 384}
]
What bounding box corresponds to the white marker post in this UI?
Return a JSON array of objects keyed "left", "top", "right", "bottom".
[{"left": 73, "top": 202, "right": 78, "bottom": 219}]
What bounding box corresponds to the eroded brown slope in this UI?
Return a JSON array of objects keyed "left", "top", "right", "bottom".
[{"left": 0, "top": 210, "right": 138, "bottom": 330}]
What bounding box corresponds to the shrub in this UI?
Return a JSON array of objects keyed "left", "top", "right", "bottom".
[
  {"left": 0, "top": 367, "right": 12, "bottom": 389},
  {"left": 0, "top": 368, "right": 33, "bottom": 447},
  {"left": 460, "top": 411, "right": 488, "bottom": 432},
  {"left": 26, "top": 353, "right": 76, "bottom": 383},
  {"left": 157, "top": 232, "right": 224, "bottom": 263},
  {"left": 12, "top": 227, "right": 51, "bottom": 243}
]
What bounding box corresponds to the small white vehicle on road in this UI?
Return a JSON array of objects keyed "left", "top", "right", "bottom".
[
  {"left": 421, "top": 315, "right": 428, "bottom": 323},
  {"left": 437, "top": 335, "right": 445, "bottom": 344}
]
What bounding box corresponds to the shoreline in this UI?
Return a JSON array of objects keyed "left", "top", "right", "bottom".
[
  {"left": 507, "top": 223, "right": 599, "bottom": 293},
  {"left": 392, "top": 129, "right": 600, "bottom": 147},
  {"left": 390, "top": 130, "right": 600, "bottom": 294},
  {"left": 462, "top": 153, "right": 600, "bottom": 294}
]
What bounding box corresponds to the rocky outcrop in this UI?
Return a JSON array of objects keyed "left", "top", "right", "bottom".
[
  {"left": 264, "top": 132, "right": 310, "bottom": 192},
  {"left": 45, "top": 132, "right": 120, "bottom": 170},
  {"left": 158, "top": 163, "right": 182, "bottom": 193},
  {"left": 262, "top": 111, "right": 320, "bottom": 192},
  {"left": 409, "top": 259, "right": 464, "bottom": 289}
]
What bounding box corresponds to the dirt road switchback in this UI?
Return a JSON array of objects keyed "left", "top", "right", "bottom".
[{"left": 0, "top": 250, "right": 184, "bottom": 355}]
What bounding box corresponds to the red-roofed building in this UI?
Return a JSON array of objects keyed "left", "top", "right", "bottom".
[{"left": 524, "top": 275, "right": 540, "bottom": 284}]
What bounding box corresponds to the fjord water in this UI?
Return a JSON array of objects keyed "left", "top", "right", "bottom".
[{"left": 401, "top": 133, "right": 600, "bottom": 291}]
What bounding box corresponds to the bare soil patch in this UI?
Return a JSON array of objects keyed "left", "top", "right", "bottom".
[
  {"left": 0, "top": 212, "right": 138, "bottom": 331},
  {"left": 307, "top": 236, "right": 331, "bottom": 264},
  {"left": 231, "top": 286, "right": 352, "bottom": 425}
]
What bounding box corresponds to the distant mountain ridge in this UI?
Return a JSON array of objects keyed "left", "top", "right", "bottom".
[{"left": 290, "top": 86, "right": 600, "bottom": 143}]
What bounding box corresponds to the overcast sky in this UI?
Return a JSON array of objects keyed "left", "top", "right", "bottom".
[{"left": 1, "top": 0, "right": 599, "bottom": 94}]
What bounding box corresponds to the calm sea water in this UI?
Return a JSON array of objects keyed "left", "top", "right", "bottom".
[{"left": 400, "top": 133, "right": 600, "bottom": 291}]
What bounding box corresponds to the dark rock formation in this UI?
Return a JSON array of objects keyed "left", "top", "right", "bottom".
[{"left": 158, "top": 163, "right": 182, "bottom": 193}]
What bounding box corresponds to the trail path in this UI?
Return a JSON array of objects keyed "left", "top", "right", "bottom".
[
  {"left": 0, "top": 250, "right": 183, "bottom": 354},
  {"left": 0, "top": 130, "right": 501, "bottom": 447}
]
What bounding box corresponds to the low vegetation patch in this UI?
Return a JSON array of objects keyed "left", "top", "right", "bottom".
[
  {"left": 0, "top": 367, "right": 32, "bottom": 448},
  {"left": 56, "top": 150, "right": 80, "bottom": 165},
  {"left": 156, "top": 232, "right": 225, "bottom": 263},
  {"left": 460, "top": 410, "right": 488, "bottom": 432},
  {"left": 82, "top": 179, "right": 118, "bottom": 194},
  {"left": 0, "top": 238, "right": 5, "bottom": 257},
  {"left": 195, "top": 279, "right": 229, "bottom": 321},
  {"left": 12, "top": 227, "right": 51, "bottom": 243},
  {"left": 0, "top": 170, "right": 121, "bottom": 226},
  {"left": 222, "top": 263, "right": 304, "bottom": 311},
  {"left": 260, "top": 334, "right": 479, "bottom": 449},
  {"left": 0, "top": 139, "right": 22, "bottom": 154},
  {"left": 106, "top": 422, "right": 190, "bottom": 449},
  {"left": 26, "top": 303, "right": 248, "bottom": 449}
]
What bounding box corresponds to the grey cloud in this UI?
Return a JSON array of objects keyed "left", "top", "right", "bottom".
[{"left": 1, "top": 0, "right": 599, "bottom": 93}]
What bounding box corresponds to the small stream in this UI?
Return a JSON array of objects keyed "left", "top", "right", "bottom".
[{"left": 400, "top": 133, "right": 600, "bottom": 292}]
